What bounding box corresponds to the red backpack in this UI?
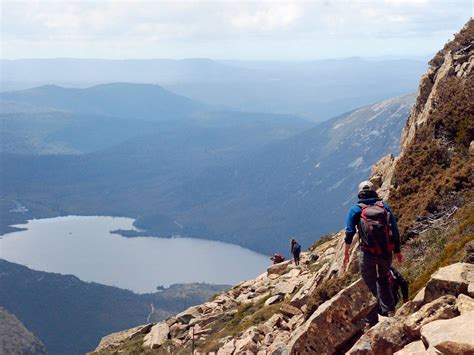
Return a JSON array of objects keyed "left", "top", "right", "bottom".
[{"left": 358, "top": 202, "right": 395, "bottom": 255}]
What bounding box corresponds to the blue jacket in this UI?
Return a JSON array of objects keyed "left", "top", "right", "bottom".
[{"left": 345, "top": 197, "right": 401, "bottom": 253}]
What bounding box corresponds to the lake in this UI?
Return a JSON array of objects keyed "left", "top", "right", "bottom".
[{"left": 0, "top": 216, "right": 270, "bottom": 293}]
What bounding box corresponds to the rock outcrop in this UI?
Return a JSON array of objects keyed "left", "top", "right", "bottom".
[
  {"left": 348, "top": 263, "right": 474, "bottom": 354},
  {"left": 95, "top": 323, "right": 155, "bottom": 352},
  {"left": 288, "top": 278, "right": 376, "bottom": 354},
  {"left": 421, "top": 312, "right": 474, "bottom": 354}
]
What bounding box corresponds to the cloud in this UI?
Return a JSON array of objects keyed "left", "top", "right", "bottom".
[
  {"left": 1, "top": 0, "right": 472, "bottom": 59},
  {"left": 229, "top": 2, "right": 303, "bottom": 31}
]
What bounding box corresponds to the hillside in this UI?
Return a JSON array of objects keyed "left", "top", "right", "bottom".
[
  {"left": 166, "top": 94, "right": 415, "bottom": 253},
  {"left": 0, "top": 259, "right": 228, "bottom": 355},
  {"left": 0, "top": 83, "right": 205, "bottom": 121},
  {"left": 0, "top": 83, "right": 310, "bottom": 235},
  {"left": 89, "top": 19, "right": 474, "bottom": 354},
  {"left": 0, "top": 92, "right": 413, "bottom": 254},
  {"left": 0, "top": 307, "right": 47, "bottom": 355}
]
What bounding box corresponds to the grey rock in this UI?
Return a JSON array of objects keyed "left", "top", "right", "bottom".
[{"left": 143, "top": 323, "right": 170, "bottom": 349}]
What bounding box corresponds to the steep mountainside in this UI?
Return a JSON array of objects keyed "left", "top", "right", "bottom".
[
  {"left": 1, "top": 94, "right": 413, "bottom": 254},
  {"left": 162, "top": 94, "right": 415, "bottom": 253},
  {"left": 0, "top": 307, "right": 47, "bottom": 355},
  {"left": 90, "top": 20, "right": 473, "bottom": 355},
  {"left": 0, "top": 259, "right": 228, "bottom": 355}
]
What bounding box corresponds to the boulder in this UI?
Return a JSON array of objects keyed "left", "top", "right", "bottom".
[
  {"left": 143, "top": 323, "right": 170, "bottom": 349},
  {"left": 266, "top": 314, "right": 284, "bottom": 329},
  {"left": 176, "top": 307, "right": 201, "bottom": 324},
  {"left": 217, "top": 339, "right": 235, "bottom": 354},
  {"left": 424, "top": 263, "right": 474, "bottom": 302},
  {"left": 396, "top": 300, "right": 423, "bottom": 317},
  {"left": 347, "top": 317, "right": 412, "bottom": 355},
  {"left": 265, "top": 294, "right": 283, "bottom": 306},
  {"left": 234, "top": 334, "right": 259, "bottom": 353},
  {"left": 273, "top": 280, "right": 298, "bottom": 295},
  {"left": 286, "top": 269, "right": 301, "bottom": 278},
  {"left": 413, "top": 287, "right": 426, "bottom": 303},
  {"left": 267, "top": 340, "right": 291, "bottom": 355},
  {"left": 468, "top": 283, "right": 474, "bottom": 298},
  {"left": 394, "top": 340, "right": 428, "bottom": 355},
  {"left": 267, "top": 261, "right": 290, "bottom": 275},
  {"left": 165, "top": 317, "right": 178, "bottom": 327},
  {"left": 286, "top": 314, "right": 304, "bottom": 331},
  {"left": 95, "top": 323, "right": 154, "bottom": 351},
  {"left": 169, "top": 322, "right": 189, "bottom": 339},
  {"left": 280, "top": 304, "right": 302, "bottom": 318},
  {"left": 193, "top": 313, "right": 223, "bottom": 328},
  {"left": 403, "top": 295, "right": 459, "bottom": 338},
  {"left": 287, "top": 278, "right": 376, "bottom": 354},
  {"left": 255, "top": 286, "right": 268, "bottom": 294},
  {"left": 421, "top": 312, "right": 474, "bottom": 354},
  {"left": 290, "top": 263, "right": 329, "bottom": 307},
  {"left": 456, "top": 294, "right": 474, "bottom": 314}
]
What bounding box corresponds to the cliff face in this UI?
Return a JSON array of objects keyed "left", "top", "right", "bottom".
[
  {"left": 372, "top": 20, "right": 473, "bottom": 239},
  {"left": 90, "top": 20, "right": 474, "bottom": 355}
]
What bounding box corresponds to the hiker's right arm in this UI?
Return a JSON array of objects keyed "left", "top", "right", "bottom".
[
  {"left": 344, "top": 205, "right": 360, "bottom": 245},
  {"left": 344, "top": 206, "right": 360, "bottom": 266}
]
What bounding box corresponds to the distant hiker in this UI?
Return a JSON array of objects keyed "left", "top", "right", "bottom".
[
  {"left": 389, "top": 267, "right": 409, "bottom": 305},
  {"left": 270, "top": 253, "right": 285, "bottom": 264},
  {"left": 343, "top": 180, "right": 403, "bottom": 324},
  {"left": 291, "top": 238, "right": 301, "bottom": 266}
]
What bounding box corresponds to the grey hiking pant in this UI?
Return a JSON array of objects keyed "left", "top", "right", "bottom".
[{"left": 359, "top": 251, "right": 395, "bottom": 324}]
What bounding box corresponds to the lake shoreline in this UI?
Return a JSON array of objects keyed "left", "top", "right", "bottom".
[{"left": 1, "top": 215, "right": 270, "bottom": 293}]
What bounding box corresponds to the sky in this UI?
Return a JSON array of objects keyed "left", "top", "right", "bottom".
[{"left": 1, "top": 0, "right": 472, "bottom": 60}]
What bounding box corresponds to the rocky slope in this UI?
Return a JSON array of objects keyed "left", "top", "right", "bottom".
[
  {"left": 0, "top": 307, "right": 47, "bottom": 355},
  {"left": 91, "top": 20, "right": 474, "bottom": 354}
]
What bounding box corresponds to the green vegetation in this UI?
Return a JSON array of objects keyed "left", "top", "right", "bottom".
[
  {"left": 400, "top": 203, "right": 474, "bottom": 298},
  {"left": 388, "top": 19, "right": 474, "bottom": 298},
  {"left": 198, "top": 295, "right": 281, "bottom": 353},
  {"left": 389, "top": 22, "right": 473, "bottom": 241},
  {"left": 308, "top": 258, "right": 329, "bottom": 274},
  {"left": 90, "top": 334, "right": 148, "bottom": 355},
  {"left": 430, "top": 19, "right": 474, "bottom": 67},
  {"left": 309, "top": 233, "right": 335, "bottom": 251}
]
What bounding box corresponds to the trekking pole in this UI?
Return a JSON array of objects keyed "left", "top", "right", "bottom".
[{"left": 191, "top": 327, "right": 195, "bottom": 354}]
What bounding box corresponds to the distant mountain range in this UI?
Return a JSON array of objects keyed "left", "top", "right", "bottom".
[
  {"left": 0, "top": 259, "right": 228, "bottom": 355},
  {"left": 0, "top": 57, "right": 426, "bottom": 120},
  {"left": 0, "top": 82, "right": 415, "bottom": 254}
]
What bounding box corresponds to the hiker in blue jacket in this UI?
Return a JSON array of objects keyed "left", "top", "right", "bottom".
[
  {"left": 343, "top": 181, "right": 403, "bottom": 324},
  {"left": 290, "top": 238, "right": 301, "bottom": 266}
]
